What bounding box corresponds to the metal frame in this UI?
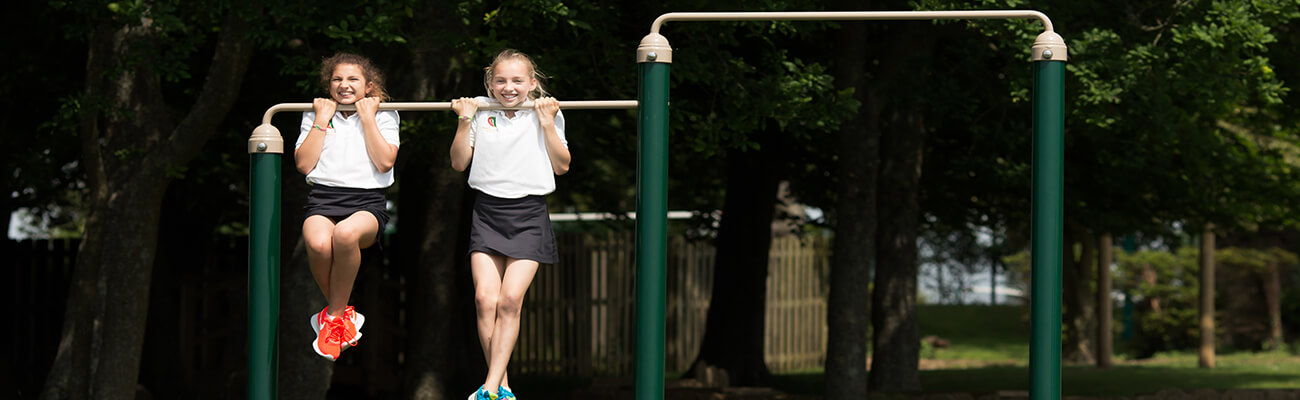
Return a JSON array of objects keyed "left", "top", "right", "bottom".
[
  {"left": 246, "top": 9, "right": 1069, "bottom": 400},
  {"left": 245, "top": 99, "right": 636, "bottom": 400},
  {"left": 632, "top": 10, "right": 1067, "bottom": 400}
]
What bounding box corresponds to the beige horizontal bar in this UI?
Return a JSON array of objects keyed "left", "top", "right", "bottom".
[
  {"left": 651, "top": 10, "right": 1054, "bottom": 34},
  {"left": 260, "top": 100, "right": 638, "bottom": 125}
]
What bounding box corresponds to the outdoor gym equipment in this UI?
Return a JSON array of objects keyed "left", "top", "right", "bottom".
[
  {"left": 247, "top": 9, "right": 1067, "bottom": 400},
  {"left": 245, "top": 99, "right": 636, "bottom": 399},
  {"left": 630, "top": 10, "right": 1065, "bottom": 400}
]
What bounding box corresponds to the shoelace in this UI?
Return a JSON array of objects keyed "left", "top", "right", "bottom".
[{"left": 323, "top": 318, "right": 346, "bottom": 344}]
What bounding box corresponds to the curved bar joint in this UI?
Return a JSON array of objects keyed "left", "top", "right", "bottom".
[
  {"left": 248, "top": 124, "right": 284, "bottom": 154},
  {"left": 1033, "top": 31, "right": 1069, "bottom": 61},
  {"left": 638, "top": 33, "right": 673, "bottom": 64}
]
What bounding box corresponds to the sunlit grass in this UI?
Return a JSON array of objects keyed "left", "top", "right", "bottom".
[
  {"left": 917, "top": 304, "right": 1031, "bottom": 363},
  {"left": 770, "top": 305, "right": 1300, "bottom": 396},
  {"left": 775, "top": 337, "right": 1300, "bottom": 396}
]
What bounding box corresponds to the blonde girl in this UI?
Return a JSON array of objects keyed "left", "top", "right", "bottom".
[{"left": 450, "top": 49, "right": 569, "bottom": 400}]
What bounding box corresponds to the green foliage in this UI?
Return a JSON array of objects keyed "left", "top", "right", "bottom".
[
  {"left": 920, "top": 0, "right": 1300, "bottom": 247},
  {"left": 1114, "top": 245, "right": 1300, "bottom": 357},
  {"left": 251, "top": 0, "right": 419, "bottom": 94},
  {"left": 1115, "top": 248, "right": 1200, "bottom": 358},
  {"left": 1005, "top": 243, "right": 1297, "bottom": 358},
  {"left": 1217, "top": 246, "right": 1299, "bottom": 271}
]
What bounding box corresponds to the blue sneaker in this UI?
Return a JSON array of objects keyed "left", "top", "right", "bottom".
[
  {"left": 471, "top": 386, "right": 498, "bottom": 400},
  {"left": 499, "top": 386, "right": 516, "bottom": 400}
]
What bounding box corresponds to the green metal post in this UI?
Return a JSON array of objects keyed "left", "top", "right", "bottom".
[
  {"left": 635, "top": 34, "right": 671, "bottom": 400},
  {"left": 1028, "top": 59, "right": 1065, "bottom": 400},
  {"left": 248, "top": 135, "right": 282, "bottom": 400}
]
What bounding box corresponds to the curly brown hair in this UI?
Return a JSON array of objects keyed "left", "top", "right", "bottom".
[{"left": 319, "top": 52, "right": 390, "bottom": 101}]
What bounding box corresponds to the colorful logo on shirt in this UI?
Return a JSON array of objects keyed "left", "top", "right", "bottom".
[{"left": 488, "top": 116, "right": 497, "bottom": 128}]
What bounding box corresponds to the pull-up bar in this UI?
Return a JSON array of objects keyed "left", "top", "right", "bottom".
[
  {"left": 650, "top": 10, "right": 1055, "bottom": 33},
  {"left": 245, "top": 100, "right": 637, "bottom": 154},
  {"left": 244, "top": 98, "right": 635, "bottom": 399},
  {"left": 630, "top": 10, "right": 1066, "bottom": 400},
  {"left": 256, "top": 100, "right": 639, "bottom": 125}
]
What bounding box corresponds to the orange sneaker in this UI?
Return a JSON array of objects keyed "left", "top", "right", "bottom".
[
  {"left": 310, "top": 306, "right": 365, "bottom": 347},
  {"left": 312, "top": 315, "right": 345, "bottom": 361}
]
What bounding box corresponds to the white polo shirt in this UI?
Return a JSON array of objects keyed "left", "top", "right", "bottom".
[
  {"left": 467, "top": 96, "right": 567, "bottom": 198},
  {"left": 295, "top": 110, "right": 401, "bottom": 189}
]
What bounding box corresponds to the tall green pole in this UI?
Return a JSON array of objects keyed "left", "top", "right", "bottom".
[
  {"left": 248, "top": 126, "right": 283, "bottom": 400},
  {"left": 1029, "top": 33, "right": 1066, "bottom": 400},
  {"left": 635, "top": 33, "right": 671, "bottom": 400}
]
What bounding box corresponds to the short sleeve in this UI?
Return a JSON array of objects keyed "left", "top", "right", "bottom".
[
  {"left": 295, "top": 111, "right": 317, "bottom": 150},
  {"left": 554, "top": 110, "right": 568, "bottom": 148},
  {"left": 468, "top": 110, "right": 483, "bottom": 147},
  {"left": 469, "top": 96, "right": 495, "bottom": 147},
  {"left": 378, "top": 110, "right": 400, "bottom": 147}
]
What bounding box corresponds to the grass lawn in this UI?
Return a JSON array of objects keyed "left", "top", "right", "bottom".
[
  {"left": 771, "top": 305, "right": 1300, "bottom": 397},
  {"left": 774, "top": 352, "right": 1300, "bottom": 397},
  {"left": 915, "top": 304, "right": 1032, "bottom": 363}
]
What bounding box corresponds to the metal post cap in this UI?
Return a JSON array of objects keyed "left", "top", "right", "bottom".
[
  {"left": 638, "top": 33, "right": 673, "bottom": 63},
  {"left": 248, "top": 124, "right": 285, "bottom": 154},
  {"left": 1032, "top": 31, "right": 1068, "bottom": 61}
]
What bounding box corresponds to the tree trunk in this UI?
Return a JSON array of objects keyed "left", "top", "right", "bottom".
[
  {"left": 1141, "top": 262, "right": 1160, "bottom": 314},
  {"left": 868, "top": 104, "right": 925, "bottom": 394},
  {"left": 688, "top": 130, "right": 782, "bottom": 386},
  {"left": 278, "top": 173, "right": 335, "bottom": 399},
  {"left": 396, "top": 6, "right": 478, "bottom": 397},
  {"left": 1198, "top": 225, "right": 1215, "bottom": 368},
  {"left": 279, "top": 242, "right": 336, "bottom": 398},
  {"left": 1263, "top": 259, "right": 1283, "bottom": 351},
  {"left": 1062, "top": 223, "right": 1096, "bottom": 364},
  {"left": 825, "top": 11, "right": 877, "bottom": 399},
  {"left": 1096, "top": 233, "right": 1114, "bottom": 368},
  {"left": 41, "top": 8, "right": 253, "bottom": 399},
  {"left": 43, "top": 180, "right": 165, "bottom": 400},
  {"left": 990, "top": 257, "right": 999, "bottom": 305},
  {"left": 864, "top": 20, "right": 940, "bottom": 394},
  {"left": 398, "top": 156, "right": 467, "bottom": 400}
]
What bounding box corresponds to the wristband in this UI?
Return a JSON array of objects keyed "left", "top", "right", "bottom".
[
  {"left": 312, "top": 124, "right": 327, "bottom": 132},
  {"left": 458, "top": 115, "right": 473, "bottom": 122}
]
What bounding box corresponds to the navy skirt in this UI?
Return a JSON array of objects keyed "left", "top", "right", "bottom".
[
  {"left": 303, "top": 184, "right": 390, "bottom": 249},
  {"left": 468, "top": 191, "right": 558, "bottom": 264}
]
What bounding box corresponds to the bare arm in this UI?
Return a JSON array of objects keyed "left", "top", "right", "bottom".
[
  {"left": 355, "top": 97, "right": 398, "bottom": 173},
  {"left": 294, "top": 98, "right": 336, "bottom": 175},
  {"left": 450, "top": 97, "right": 478, "bottom": 172},
  {"left": 536, "top": 98, "right": 570, "bottom": 175}
]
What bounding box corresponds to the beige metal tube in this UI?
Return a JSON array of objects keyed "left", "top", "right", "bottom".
[
  {"left": 650, "top": 10, "right": 1054, "bottom": 34},
  {"left": 250, "top": 99, "right": 637, "bottom": 154},
  {"left": 259, "top": 99, "right": 638, "bottom": 125},
  {"left": 641, "top": 10, "right": 1066, "bottom": 63}
]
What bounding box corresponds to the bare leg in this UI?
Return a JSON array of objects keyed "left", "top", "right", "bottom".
[
  {"left": 326, "top": 211, "right": 379, "bottom": 317},
  {"left": 302, "top": 215, "right": 338, "bottom": 298},
  {"left": 471, "top": 252, "right": 508, "bottom": 391},
  {"left": 482, "top": 258, "right": 539, "bottom": 394}
]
